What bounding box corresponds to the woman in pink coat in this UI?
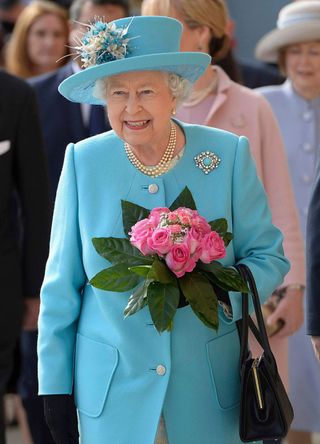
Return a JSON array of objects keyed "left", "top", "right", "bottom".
[{"left": 141, "top": 0, "right": 305, "bottom": 390}]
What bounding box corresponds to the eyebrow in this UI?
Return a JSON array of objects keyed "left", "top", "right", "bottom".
[{"left": 108, "top": 81, "right": 157, "bottom": 89}]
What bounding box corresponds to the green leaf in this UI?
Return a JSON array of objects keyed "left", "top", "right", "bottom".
[
  {"left": 209, "top": 218, "right": 228, "bottom": 234},
  {"left": 124, "top": 281, "right": 150, "bottom": 317},
  {"left": 147, "top": 282, "right": 180, "bottom": 333},
  {"left": 92, "top": 237, "right": 152, "bottom": 266},
  {"left": 128, "top": 265, "right": 152, "bottom": 277},
  {"left": 121, "top": 200, "right": 150, "bottom": 238},
  {"left": 208, "top": 218, "right": 233, "bottom": 247},
  {"left": 148, "top": 257, "right": 175, "bottom": 284},
  {"left": 89, "top": 263, "right": 141, "bottom": 292},
  {"left": 179, "top": 271, "right": 219, "bottom": 330},
  {"left": 223, "top": 232, "right": 233, "bottom": 247},
  {"left": 198, "top": 261, "right": 249, "bottom": 292},
  {"left": 169, "top": 186, "right": 197, "bottom": 211}
]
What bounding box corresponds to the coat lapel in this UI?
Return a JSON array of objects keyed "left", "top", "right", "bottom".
[{"left": 204, "top": 66, "right": 232, "bottom": 126}]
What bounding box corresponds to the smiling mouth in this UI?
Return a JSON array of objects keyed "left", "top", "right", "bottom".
[{"left": 125, "top": 120, "right": 150, "bottom": 130}]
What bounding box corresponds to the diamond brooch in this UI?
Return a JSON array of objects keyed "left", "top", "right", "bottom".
[{"left": 194, "top": 151, "right": 221, "bottom": 174}]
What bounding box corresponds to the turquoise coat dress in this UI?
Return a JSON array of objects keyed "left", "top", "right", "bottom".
[{"left": 38, "top": 120, "right": 289, "bottom": 444}]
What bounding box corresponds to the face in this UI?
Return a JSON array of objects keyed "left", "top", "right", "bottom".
[
  {"left": 27, "top": 13, "right": 67, "bottom": 74},
  {"left": 285, "top": 41, "right": 320, "bottom": 99},
  {"left": 69, "top": 1, "right": 126, "bottom": 46},
  {"left": 105, "top": 71, "right": 176, "bottom": 150}
]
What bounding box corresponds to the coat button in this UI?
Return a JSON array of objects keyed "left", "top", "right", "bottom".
[
  {"left": 301, "top": 174, "right": 312, "bottom": 184},
  {"left": 148, "top": 184, "right": 159, "bottom": 194},
  {"left": 302, "top": 142, "right": 314, "bottom": 152},
  {"left": 302, "top": 110, "right": 312, "bottom": 122},
  {"left": 156, "top": 365, "right": 166, "bottom": 376}
]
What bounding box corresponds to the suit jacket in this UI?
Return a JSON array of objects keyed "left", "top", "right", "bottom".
[
  {"left": 0, "top": 70, "right": 50, "bottom": 378},
  {"left": 29, "top": 62, "right": 111, "bottom": 198},
  {"left": 306, "top": 169, "right": 320, "bottom": 335},
  {"left": 38, "top": 121, "right": 289, "bottom": 444},
  {"left": 239, "top": 60, "right": 284, "bottom": 89}
]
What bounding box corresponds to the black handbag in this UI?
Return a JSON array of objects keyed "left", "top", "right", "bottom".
[{"left": 236, "top": 264, "right": 294, "bottom": 443}]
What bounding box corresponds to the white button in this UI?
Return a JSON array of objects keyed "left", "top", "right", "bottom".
[
  {"left": 156, "top": 365, "right": 166, "bottom": 376},
  {"left": 302, "top": 142, "right": 314, "bottom": 152},
  {"left": 148, "top": 184, "right": 159, "bottom": 194},
  {"left": 301, "top": 174, "right": 312, "bottom": 184},
  {"left": 302, "top": 110, "right": 312, "bottom": 122}
]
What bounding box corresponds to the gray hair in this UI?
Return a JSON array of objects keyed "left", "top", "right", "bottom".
[{"left": 93, "top": 71, "right": 192, "bottom": 106}]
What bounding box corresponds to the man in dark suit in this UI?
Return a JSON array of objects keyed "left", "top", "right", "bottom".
[
  {"left": 0, "top": 70, "right": 50, "bottom": 444},
  {"left": 306, "top": 167, "right": 320, "bottom": 361},
  {"left": 29, "top": 0, "right": 130, "bottom": 198}
]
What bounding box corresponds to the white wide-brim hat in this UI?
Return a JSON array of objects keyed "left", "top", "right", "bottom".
[
  {"left": 59, "top": 16, "right": 211, "bottom": 105},
  {"left": 255, "top": 1, "right": 320, "bottom": 63}
]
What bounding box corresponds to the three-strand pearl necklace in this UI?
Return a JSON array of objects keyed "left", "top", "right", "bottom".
[{"left": 124, "top": 121, "right": 177, "bottom": 178}]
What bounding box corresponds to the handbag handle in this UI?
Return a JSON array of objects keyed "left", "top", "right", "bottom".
[{"left": 236, "top": 264, "right": 277, "bottom": 370}]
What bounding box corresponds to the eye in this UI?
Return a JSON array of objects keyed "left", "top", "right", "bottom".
[
  {"left": 310, "top": 48, "right": 320, "bottom": 56},
  {"left": 287, "top": 46, "right": 301, "bottom": 55},
  {"left": 112, "top": 90, "right": 127, "bottom": 96},
  {"left": 140, "top": 89, "right": 154, "bottom": 95}
]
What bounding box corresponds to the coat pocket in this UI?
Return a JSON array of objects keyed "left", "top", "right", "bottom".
[
  {"left": 74, "top": 333, "right": 118, "bottom": 417},
  {"left": 206, "top": 327, "right": 241, "bottom": 410}
]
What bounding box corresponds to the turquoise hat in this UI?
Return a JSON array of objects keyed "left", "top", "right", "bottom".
[{"left": 58, "top": 16, "right": 211, "bottom": 105}]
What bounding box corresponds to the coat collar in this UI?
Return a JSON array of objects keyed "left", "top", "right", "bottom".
[{"left": 204, "top": 66, "right": 232, "bottom": 125}]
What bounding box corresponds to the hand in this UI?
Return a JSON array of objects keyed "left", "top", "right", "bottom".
[
  {"left": 311, "top": 336, "right": 320, "bottom": 361},
  {"left": 266, "top": 287, "right": 304, "bottom": 339},
  {"left": 43, "top": 394, "right": 79, "bottom": 444},
  {"left": 23, "top": 298, "right": 40, "bottom": 330}
]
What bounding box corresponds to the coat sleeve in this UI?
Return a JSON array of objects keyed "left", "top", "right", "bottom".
[
  {"left": 306, "top": 171, "right": 320, "bottom": 335},
  {"left": 38, "top": 143, "right": 86, "bottom": 394},
  {"left": 221, "top": 136, "right": 290, "bottom": 323},
  {"left": 257, "top": 95, "right": 305, "bottom": 287},
  {"left": 14, "top": 84, "right": 51, "bottom": 298}
]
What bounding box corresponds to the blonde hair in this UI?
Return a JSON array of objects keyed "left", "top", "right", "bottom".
[
  {"left": 141, "top": 0, "right": 230, "bottom": 61},
  {"left": 6, "top": 0, "right": 69, "bottom": 78}
]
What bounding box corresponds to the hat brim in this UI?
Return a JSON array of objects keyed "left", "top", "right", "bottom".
[
  {"left": 58, "top": 52, "right": 211, "bottom": 104},
  {"left": 255, "top": 22, "right": 320, "bottom": 63}
]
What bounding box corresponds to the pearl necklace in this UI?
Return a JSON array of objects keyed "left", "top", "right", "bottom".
[
  {"left": 183, "top": 74, "right": 218, "bottom": 107},
  {"left": 124, "top": 121, "right": 177, "bottom": 178}
]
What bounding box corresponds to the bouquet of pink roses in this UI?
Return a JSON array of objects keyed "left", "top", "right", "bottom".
[
  {"left": 90, "top": 187, "right": 248, "bottom": 333},
  {"left": 130, "top": 207, "right": 226, "bottom": 278}
]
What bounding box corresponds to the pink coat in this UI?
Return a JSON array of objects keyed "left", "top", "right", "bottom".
[{"left": 177, "top": 66, "right": 305, "bottom": 386}]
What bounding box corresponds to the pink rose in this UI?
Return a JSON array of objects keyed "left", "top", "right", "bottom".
[
  {"left": 168, "top": 224, "right": 182, "bottom": 235},
  {"left": 187, "top": 227, "right": 203, "bottom": 254},
  {"left": 129, "top": 219, "right": 154, "bottom": 255},
  {"left": 167, "top": 212, "right": 179, "bottom": 223},
  {"left": 149, "top": 207, "right": 170, "bottom": 225},
  {"left": 200, "top": 231, "right": 226, "bottom": 263},
  {"left": 176, "top": 207, "right": 192, "bottom": 226},
  {"left": 165, "top": 243, "right": 195, "bottom": 277},
  {"left": 191, "top": 213, "right": 211, "bottom": 235},
  {"left": 147, "top": 228, "right": 173, "bottom": 255}
]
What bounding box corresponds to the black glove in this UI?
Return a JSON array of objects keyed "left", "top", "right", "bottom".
[{"left": 43, "top": 394, "right": 79, "bottom": 444}]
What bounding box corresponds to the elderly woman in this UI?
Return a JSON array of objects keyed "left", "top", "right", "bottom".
[
  {"left": 256, "top": 2, "right": 320, "bottom": 443},
  {"left": 38, "top": 16, "right": 289, "bottom": 444}
]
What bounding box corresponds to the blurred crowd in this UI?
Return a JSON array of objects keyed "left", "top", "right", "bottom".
[{"left": 0, "top": 0, "right": 319, "bottom": 443}]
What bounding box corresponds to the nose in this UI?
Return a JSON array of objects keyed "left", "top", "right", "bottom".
[{"left": 125, "top": 93, "right": 141, "bottom": 114}]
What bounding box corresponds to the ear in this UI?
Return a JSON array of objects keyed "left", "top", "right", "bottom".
[{"left": 197, "top": 25, "right": 212, "bottom": 52}]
